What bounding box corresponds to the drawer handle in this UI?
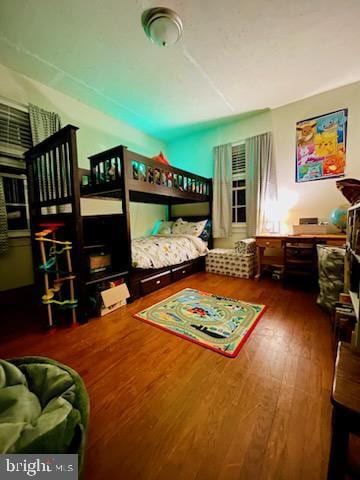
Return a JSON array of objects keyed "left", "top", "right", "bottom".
[
  {"left": 266, "top": 241, "right": 270, "bottom": 245},
  {"left": 182, "top": 270, "right": 186, "bottom": 274},
  {"left": 156, "top": 280, "right": 161, "bottom": 285}
]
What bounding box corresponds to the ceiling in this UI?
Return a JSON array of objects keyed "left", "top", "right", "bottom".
[{"left": 1, "top": 0, "right": 360, "bottom": 141}]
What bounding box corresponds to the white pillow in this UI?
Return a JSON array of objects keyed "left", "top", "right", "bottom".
[
  {"left": 158, "top": 221, "right": 174, "bottom": 235},
  {"left": 172, "top": 218, "right": 207, "bottom": 237}
]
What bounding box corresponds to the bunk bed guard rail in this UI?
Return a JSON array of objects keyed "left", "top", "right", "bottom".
[
  {"left": 26, "top": 125, "right": 79, "bottom": 209},
  {"left": 85, "top": 145, "right": 211, "bottom": 202}
]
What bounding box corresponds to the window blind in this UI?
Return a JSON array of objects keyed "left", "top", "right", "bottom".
[
  {"left": 0, "top": 102, "right": 32, "bottom": 157},
  {"left": 232, "top": 143, "right": 246, "bottom": 176}
]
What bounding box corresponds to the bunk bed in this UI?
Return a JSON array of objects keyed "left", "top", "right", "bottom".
[{"left": 26, "top": 124, "right": 212, "bottom": 320}]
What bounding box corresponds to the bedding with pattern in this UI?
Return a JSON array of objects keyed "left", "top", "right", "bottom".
[{"left": 132, "top": 234, "right": 208, "bottom": 269}]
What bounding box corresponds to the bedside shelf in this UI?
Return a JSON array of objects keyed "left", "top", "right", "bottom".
[
  {"left": 85, "top": 270, "right": 129, "bottom": 286},
  {"left": 83, "top": 244, "right": 108, "bottom": 250}
]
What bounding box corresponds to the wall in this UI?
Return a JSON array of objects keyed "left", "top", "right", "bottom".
[
  {"left": 272, "top": 82, "right": 360, "bottom": 228},
  {"left": 167, "top": 111, "right": 272, "bottom": 247},
  {"left": 0, "top": 63, "right": 167, "bottom": 291},
  {"left": 167, "top": 81, "right": 360, "bottom": 247},
  {"left": 167, "top": 111, "right": 272, "bottom": 178}
]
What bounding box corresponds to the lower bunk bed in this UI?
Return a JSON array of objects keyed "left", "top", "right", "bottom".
[{"left": 129, "top": 215, "right": 211, "bottom": 299}]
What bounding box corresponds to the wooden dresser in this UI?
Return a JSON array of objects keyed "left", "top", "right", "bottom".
[{"left": 255, "top": 234, "right": 346, "bottom": 280}]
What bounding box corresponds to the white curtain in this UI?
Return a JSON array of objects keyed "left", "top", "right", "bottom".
[
  {"left": 29, "top": 104, "right": 61, "bottom": 145},
  {"left": 246, "top": 132, "right": 277, "bottom": 236},
  {"left": 212, "top": 143, "right": 232, "bottom": 238},
  {"left": 0, "top": 177, "right": 8, "bottom": 255}
]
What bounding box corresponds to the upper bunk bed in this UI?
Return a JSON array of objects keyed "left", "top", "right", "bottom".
[
  {"left": 25, "top": 124, "right": 212, "bottom": 211},
  {"left": 80, "top": 144, "right": 212, "bottom": 206}
]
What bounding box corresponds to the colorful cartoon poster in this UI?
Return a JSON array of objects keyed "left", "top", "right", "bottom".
[{"left": 296, "top": 109, "right": 347, "bottom": 182}]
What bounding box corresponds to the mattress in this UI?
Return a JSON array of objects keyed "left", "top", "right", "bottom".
[{"left": 132, "top": 234, "right": 208, "bottom": 269}]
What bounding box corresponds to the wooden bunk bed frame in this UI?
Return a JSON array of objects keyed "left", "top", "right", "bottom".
[{"left": 26, "top": 124, "right": 212, "bottom": 320}]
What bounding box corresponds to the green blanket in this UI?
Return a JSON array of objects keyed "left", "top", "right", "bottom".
[{"left": 0, "top": 357, "right": 89, "bottom": 471}]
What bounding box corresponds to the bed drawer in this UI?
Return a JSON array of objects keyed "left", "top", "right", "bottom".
[
  {"left": 140, "top": 271, "right": 171, "bottom": 295},
  {"left": 172, "top": 263, "right": 193, "bottom": 281}
]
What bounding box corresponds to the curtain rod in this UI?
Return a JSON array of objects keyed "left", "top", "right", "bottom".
[{"left": 0, "top": 94, "right": 28, "bottom": 110}]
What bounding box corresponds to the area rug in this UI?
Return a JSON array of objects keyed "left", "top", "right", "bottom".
[{"left": 134, "top": 288, "right": 266, "bottom": 357}]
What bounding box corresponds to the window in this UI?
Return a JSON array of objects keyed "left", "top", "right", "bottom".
[
  {"left": 0, "top": 100, "right": 32, "bottom": 235},
  {"left": 232, "top": 143, "right": 246, "bottom": 224},
  {"left": 1, "top": 173, "right": 30, "bottom": 235}
]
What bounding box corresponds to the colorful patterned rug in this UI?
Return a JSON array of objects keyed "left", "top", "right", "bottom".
[{"left": 134, "top": 288, "right": 266, "bottom": 357}]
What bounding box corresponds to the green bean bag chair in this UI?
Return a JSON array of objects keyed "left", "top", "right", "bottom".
[{"left": 0, "top": 356, "right": 89, "bottom": 474}]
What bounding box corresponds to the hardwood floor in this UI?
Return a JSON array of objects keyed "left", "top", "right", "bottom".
[{"left": 0, "top": 273, "right": 334, "bottom": 480}]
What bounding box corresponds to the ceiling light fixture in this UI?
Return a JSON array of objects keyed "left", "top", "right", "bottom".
[{"left": 141, "top": 7, "right": 183, "bottom": 47}]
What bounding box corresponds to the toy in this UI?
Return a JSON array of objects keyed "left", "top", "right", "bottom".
[
  {"left": 148, "top": 167, "right": 154, "bottom": 183},
  {"left": 160, "top": 171, "right": 167, "bottom": 186},
  {"left": 152, "top": 151, "right": 170, "bottom": 165},
  {"left": 107, "top": 161, "right": 117, "bottom": 180},
  {"left": 138, "top": 162, "right": 146, "bottom": 181},
  {"left": 153, "top": 168, "right": 161, "bottom": 185},
  {"left": 35, "top": 224, "right": 78, "bottom": 328},
  {"left": 132, "top": 161, "right": 139, "bottom": 180}
]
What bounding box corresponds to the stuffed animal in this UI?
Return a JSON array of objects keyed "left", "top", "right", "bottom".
[
  {"left": 132, "top": 161, "right": 139, "bottom": 180},
  {"left": 148, "top": 167, "right": 154, "bottom": 183},
  {"left": 297, "top": 121, "right": 316, "bottom": 146},
  {"left": 152, "top": 151, "right": 170, "bottom": 165},
  {"left": 154, "top": 168, "right": 161, "bottom": 185},
  {"left": 108, "top": 162, "right": 117, "bottom": 180},
  {"left": 138, "top": 163, "right": 146, "bottom": 182},
  {"left": 160, "top": 171, "right": 167, "bottom": 185}
]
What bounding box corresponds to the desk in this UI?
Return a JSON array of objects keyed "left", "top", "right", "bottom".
[{"left": 255, "top": 234, "right": 346, "bottom": 279}]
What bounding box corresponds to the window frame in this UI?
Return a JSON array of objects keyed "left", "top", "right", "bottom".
[
  {"left": 1, "top": 168, "right": 30, "bottom": 238},
  {"left": 0, "top": 98, "right": 32, "bottom": 237},
  {"left": 231, "top": 141, "right": 246, "bottom": 228}
]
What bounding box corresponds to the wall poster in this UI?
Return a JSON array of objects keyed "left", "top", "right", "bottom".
[{"left": 296, "top": 109, "right": 347, "bottom": 182}]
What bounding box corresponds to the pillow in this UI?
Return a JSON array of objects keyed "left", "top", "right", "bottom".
[
  {"left": 172, "top": 218, "right": 207, "bottom": 237},
  {"left": 234, "top": 238, "right": 256, "bottom": 255},
  {"left": 199, "top": 219, "right": 212, "bottom": 242},
  {"left": 157, "top": 220, "right": 174, "bottom": 235}
]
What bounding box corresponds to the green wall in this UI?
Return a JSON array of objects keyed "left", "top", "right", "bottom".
[
  {"left": 166, "top": 111, "right": 272, "bottom": 178},
  {"left": 0, "top": 63, "right": 168, "bottom": 291}
]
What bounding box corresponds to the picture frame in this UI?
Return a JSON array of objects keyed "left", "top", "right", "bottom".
[{"left": 295, "top": 109, "right": 348, "bottom": 183}]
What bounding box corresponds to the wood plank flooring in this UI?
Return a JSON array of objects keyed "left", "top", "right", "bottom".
[{"left": 0, "top": 273, "right": 334, "bottom": 480}]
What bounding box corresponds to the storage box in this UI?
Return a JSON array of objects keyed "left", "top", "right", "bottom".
[
  {"left": 206, "top": 249, "right": 256, "bottom": 279},
  {"left": 100, "top": 283, "right": 130, "bottom": 316},
  {"left": 89, "top": 251, "right": 111, "bottom": 274},
  {"left": 292, "top": 224, "right": 329, "bottom": 235}
]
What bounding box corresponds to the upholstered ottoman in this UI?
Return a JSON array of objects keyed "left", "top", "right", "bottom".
[{"left": 205, "top": 248, "right": 256, "bottom": 279}]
